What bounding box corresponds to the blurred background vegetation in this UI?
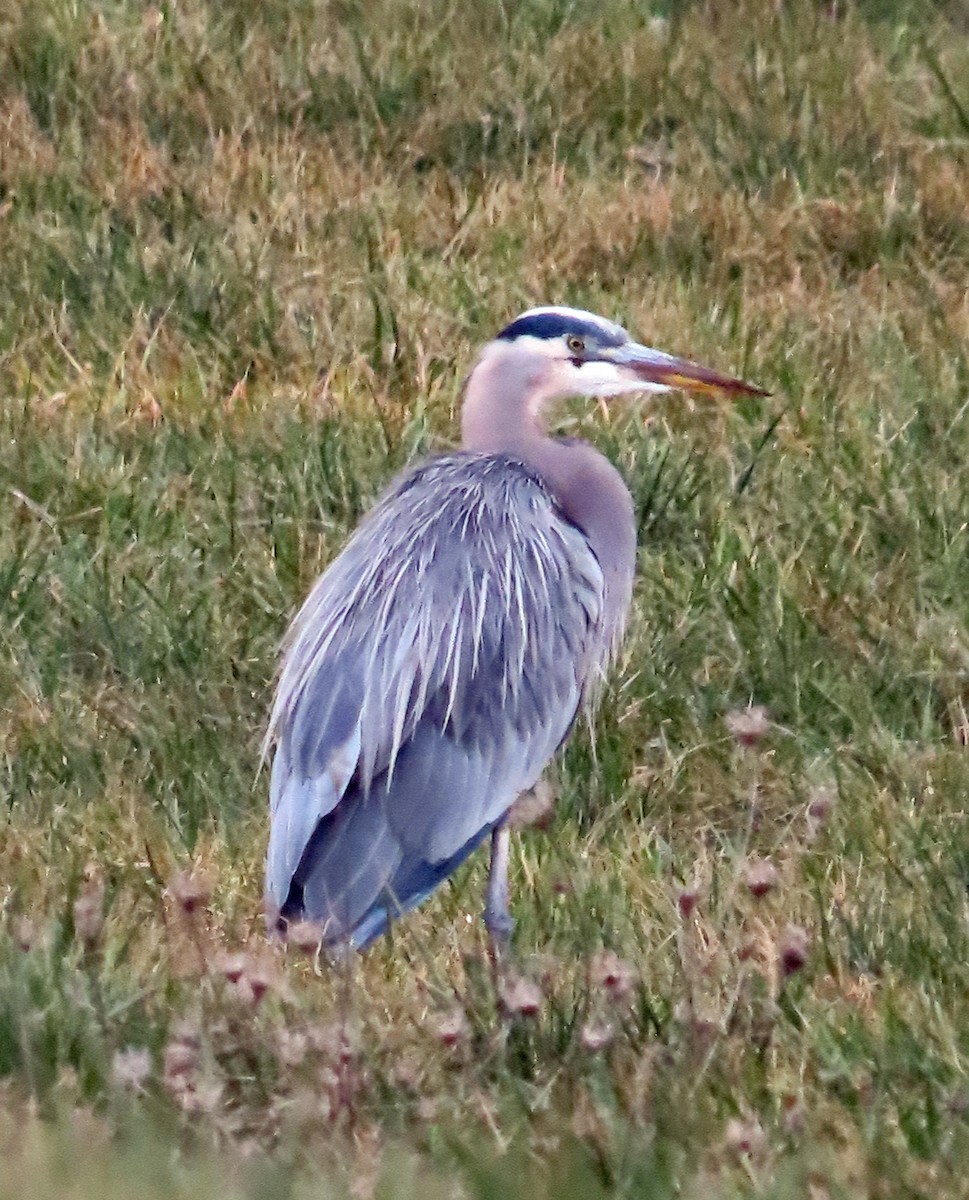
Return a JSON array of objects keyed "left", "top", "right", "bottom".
[{"left": 3, "top": 0, "right": 969, "bottom": 1195}]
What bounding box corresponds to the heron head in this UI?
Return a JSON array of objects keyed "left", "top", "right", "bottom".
[{"left": 483, "top": 306, "right": 768, "bottom": 408}]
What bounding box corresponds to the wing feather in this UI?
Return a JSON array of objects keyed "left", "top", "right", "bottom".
[{"left": 265, "top": 453, "right": 606, "bottom": 942}]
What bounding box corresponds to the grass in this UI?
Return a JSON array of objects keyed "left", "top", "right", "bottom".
[{"left": 3, "top": 0, "right": 969, "bottom": 1194}]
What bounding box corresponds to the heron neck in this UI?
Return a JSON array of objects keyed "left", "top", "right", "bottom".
[
  {"left": 529, "top": 436, "right": 636, "bottom": 653},
  {"left": 461, "top": 359, "right": 635, "bottom": 652},
  {"left": 461, "top": 350, "right": 548, "bottom": 454}
]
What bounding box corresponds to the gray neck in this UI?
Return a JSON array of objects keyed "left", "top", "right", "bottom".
[
  {"left": 461, "top": 350, "right": 546, "bottom": 453},
  {"left": 529, "top": 437, "right": 636, "bottom": 653},
  {"left": 462, "top": 351, "right": 636, "bottom": 652}
]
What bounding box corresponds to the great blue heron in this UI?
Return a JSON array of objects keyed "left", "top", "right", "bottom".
[{"left": 265, "top": 307, "right": 765, "bottom": 951}]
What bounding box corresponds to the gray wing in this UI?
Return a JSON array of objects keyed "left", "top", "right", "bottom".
[{"left": 265, "top": 453, "right": 606, "bottom": 944}]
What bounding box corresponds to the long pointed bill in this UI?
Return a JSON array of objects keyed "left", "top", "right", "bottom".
[{"left": 609, "top": 343, "right": 769, "bottom": 398}]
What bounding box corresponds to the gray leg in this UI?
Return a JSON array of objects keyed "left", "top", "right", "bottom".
[{"left": 484, "top": 824, "right": 514, "bottom": 949}]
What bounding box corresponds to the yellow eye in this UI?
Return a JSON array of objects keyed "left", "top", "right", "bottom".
[{"left": 566, "top": 335, "right": 585, "bottom": 355}]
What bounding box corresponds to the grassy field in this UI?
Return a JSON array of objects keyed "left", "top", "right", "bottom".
[{"left": 3, "top": 0, "right": 969, "bottom": 1194}]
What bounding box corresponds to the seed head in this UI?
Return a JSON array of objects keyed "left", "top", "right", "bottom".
[
  {"left": 499, "top": 973, "right": 543, "bottom": 1018},
  {"left": 724, "top": 1117, "right": 766, "bottom": 1159},
  {"left": 163, "top": 1035, "right": 200, "bottom": 1081},
  {"left": 277, "top": 1029, "right": 310, "bottom": 1067},
  {"left": 590, "top": 950, "right": 636, "bottom": 1001},
  {"left": 808, "top": 786, "right": 835, "bottom": 822},
  {"left": 217, "top": 952, "right": 248, "bottom": 984},
  {"left": 807, "top": 786, "right": 836, "bottom": 840},
  {"left": 782, "top": 1093, "right": 806, "bottom": 1136},
  {"left": 14, "top": 916, "right": 38, "bottom": 953},
  {"left": 725, "top": 705, "right": 771, "bottom": 747},
  {"left": 73, "top": 882, "right": 105, "bottom": 949},
  {"left": 286, "top": 920, "right": 324, "bottom": 956},
  {"left": 677, "top": 886, "right": 699, "bottom": 919},
  {"left": 579, "top": 1020, "right": 614, "bottom": 1053},
  {"left": 778, "top": 923, "right": 810, "bottom": 976},
  {"left": 142, "top": 6, "right": 164, "bottom": 33},
  {"left": 167, "top": 869, "right": 212, "bottom": 916},
  {"left": 431, "top": 1006, "right": 469, "bottom": 1047},
  {"left": 237, "top": 957, "right": 275, "bottom": 1007},
  {"left": 112, "top": 1047, "right": 152, "bottom": 1092},
  {"left": 308, "top": 1020, "right": 361, "bottom": 1063},
  {"left": 743, "top": 858, "right": 778, "bottom": 899}
]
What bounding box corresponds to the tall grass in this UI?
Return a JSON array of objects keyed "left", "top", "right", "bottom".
[{"left": 3, "top": 0, "right": 969, "bottom": 1195}]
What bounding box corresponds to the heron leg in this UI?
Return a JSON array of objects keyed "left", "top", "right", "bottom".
[{"left": 484, "top": 824, "right": 514, "bottom": 955}]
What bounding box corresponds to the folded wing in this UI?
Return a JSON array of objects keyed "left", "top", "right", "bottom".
[{"left": 265, "top": 453, "right": 605, "bottom": 945}]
